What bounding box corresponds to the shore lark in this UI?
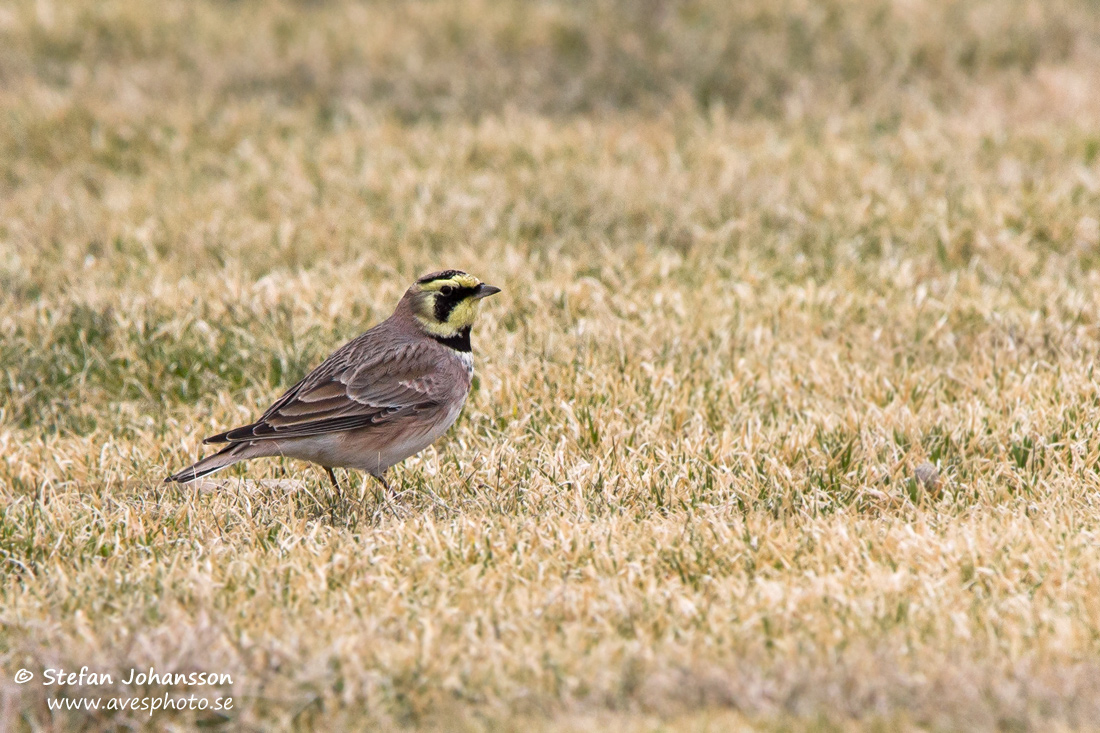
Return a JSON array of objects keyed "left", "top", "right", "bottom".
[{"left": 165, "top": 270, "right": 501, "bottom": 490}]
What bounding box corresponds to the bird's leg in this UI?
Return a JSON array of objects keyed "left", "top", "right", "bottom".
[
  {"left": 317, "top": 467, "right": 339, "bottom": 520},
  {"left": 370, "top": 473, "right": 392, "bottom": 501}
]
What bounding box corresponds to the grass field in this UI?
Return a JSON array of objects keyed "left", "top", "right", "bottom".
[{"left": 4, "top": 0, "right": 1100, "bottom": 730}]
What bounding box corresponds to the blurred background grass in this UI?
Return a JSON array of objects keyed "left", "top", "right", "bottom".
[
  {"left": 2, "top": 0, "right": 1098, "bottom": 291},
  {"left": 1, "top": 0, "right": 1092, "bottom": 120}
]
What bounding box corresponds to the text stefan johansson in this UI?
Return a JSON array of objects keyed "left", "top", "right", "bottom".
[{"left": 42, "top": 667, "right": 233, "bottom": 686}]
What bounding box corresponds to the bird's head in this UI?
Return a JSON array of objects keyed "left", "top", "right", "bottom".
[{"left": 407, "top": 270, "right": 501, "bottom": 339}]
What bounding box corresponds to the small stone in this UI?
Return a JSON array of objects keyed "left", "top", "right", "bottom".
[{"left": 914, "top": 461, "right": 940, "bottom": 492}]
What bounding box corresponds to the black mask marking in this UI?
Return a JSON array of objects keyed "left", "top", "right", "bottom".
[{"left": 432, "top": 285, "right": 478, "bottom": 323}]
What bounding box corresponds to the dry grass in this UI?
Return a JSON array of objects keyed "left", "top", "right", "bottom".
[{"left": 3, "top": 0, "right": 1100, "bottom": 730}]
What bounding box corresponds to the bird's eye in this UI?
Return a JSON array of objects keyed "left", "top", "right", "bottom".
[{"left": 440, "top": 285, "right": 454, "bottom": 296}]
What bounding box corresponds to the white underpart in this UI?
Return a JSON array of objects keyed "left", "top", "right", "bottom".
[{"left": 457, "top": 351, "right": 474, "bottom": 379}]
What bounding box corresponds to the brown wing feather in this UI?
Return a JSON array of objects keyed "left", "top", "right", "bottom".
[{"left": 204, "top": 325, "right": 452, "bottom": 444}]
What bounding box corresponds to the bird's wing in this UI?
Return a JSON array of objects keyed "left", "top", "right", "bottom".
[{"left": 205, "top": 338, "right": 452, "bottom": 444}]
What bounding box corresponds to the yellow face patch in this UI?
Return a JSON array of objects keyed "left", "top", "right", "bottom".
[{"left": 412, "top": 271, "right": 487, "bottom": 336}]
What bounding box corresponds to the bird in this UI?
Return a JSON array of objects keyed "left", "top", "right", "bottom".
[{"left": 165, "top": 269, "right": 501, "bottom": 492}]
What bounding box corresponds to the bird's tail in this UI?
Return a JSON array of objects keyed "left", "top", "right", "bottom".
[{"left": 164, "top": 443, "right": 249, "bottom": 484}]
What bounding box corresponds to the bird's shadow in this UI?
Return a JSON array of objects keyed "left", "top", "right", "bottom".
[
  {"left": 294, "top": 472, "right": 411, "bottom": 528},
  {"left": 180, "top": 470, "right": 448, "bottom": 529}
]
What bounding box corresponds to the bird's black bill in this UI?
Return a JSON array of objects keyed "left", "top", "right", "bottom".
[{"left": 473, "top": 284, "right": 502, "bottom": 299}]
